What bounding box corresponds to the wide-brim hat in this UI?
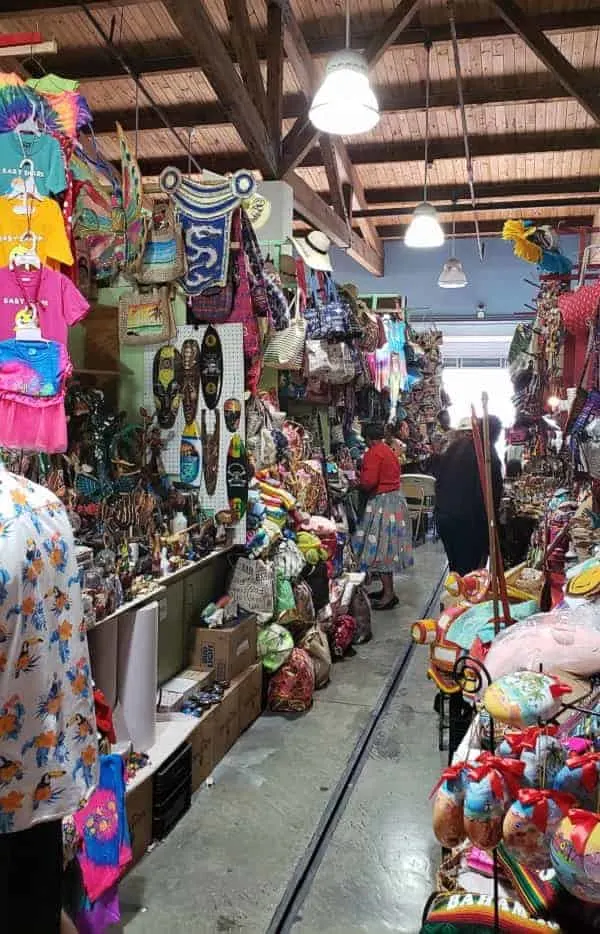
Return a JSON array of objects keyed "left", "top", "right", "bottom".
[
  {"left": 456, "top": 417, "right": 474, "bottom": 431},
  {"left": 293, "top": 229, "right": 333, "bottom": 272}
]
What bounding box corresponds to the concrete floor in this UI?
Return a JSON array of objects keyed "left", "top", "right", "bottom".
[{"left": 118, "top": 543, "right": 446, "bottom": 934}]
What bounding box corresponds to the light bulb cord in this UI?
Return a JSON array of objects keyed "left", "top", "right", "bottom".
[
  {"left": 423, "top": 40, "right": 432, "bottom": 201},
  {"left": 345, "top": 0, "right": 351, "bottom": 49}
]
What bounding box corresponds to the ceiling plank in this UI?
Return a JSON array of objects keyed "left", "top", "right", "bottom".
[
  {"left": 133, "top": 128, "right": 600, "bottom": 177},
  {"left": 320, "top": 135, "right": 349, "bottom": 223},
  {"left": 90, "top": 69, "right": 600, "bottom": 135},
  {"left": 266, "top": 0, "right": 285, "bottom": 159},
  {"left": 364, "top": 0, "right": 424, "bottom": 68},
  {"left": 490, "top": 0, "right": 600, "bottom": 126},
  {"left": 224, "top": 0, "right": 269, "bottom": 125},
  {"left": 163, "top": 0, "right": 277, "bottom": 178}
]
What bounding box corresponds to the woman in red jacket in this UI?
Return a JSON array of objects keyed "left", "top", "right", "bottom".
[{"left": 353, "top": 423, "right": 413, "bottom": 609}]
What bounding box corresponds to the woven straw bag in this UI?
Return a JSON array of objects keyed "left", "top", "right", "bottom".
[{"left": 263, "top": 299, "right": 306, "bottom": 371}]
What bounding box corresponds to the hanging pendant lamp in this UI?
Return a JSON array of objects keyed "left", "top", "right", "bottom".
[
  {"left": 309, "top": 0, "right": 380, "bottom": 136},
  {"left": 405, "top": 42, "right": 444, "bottom": 249},
  {"left": 438, "top": 213, "right": 468, "bottom": 288}
]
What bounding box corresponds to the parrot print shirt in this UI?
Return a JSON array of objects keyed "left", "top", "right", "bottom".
[{"left": 0, "top": 464, "right": 98, "bottom": 833}]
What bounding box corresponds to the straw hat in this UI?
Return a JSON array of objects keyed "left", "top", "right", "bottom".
[
  {"left": 456, "top": 417, "right": 473, "bottom": 431},
  {"left": 292, "top": 230, "right": 333, "bottom": 272}
]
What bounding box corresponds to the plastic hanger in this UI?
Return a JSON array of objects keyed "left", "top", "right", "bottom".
[{"left": 15, "top": 100, "right": 41, "bottom": 137}]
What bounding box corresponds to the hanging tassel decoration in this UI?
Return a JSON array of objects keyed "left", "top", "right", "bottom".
[{"left": 502, "top": 220, "right": 542, "bottom": 264}]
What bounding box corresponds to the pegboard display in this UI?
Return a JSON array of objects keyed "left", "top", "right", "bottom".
[{"left": 144, "top": 324, "right": 246, "bottom": 544}]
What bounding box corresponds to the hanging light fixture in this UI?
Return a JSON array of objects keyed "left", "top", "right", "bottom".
[
  {"left": 405, "top": 41, "right": 445, "bottom": 249},
  {"left": 309, "top": 0, "right": 379, "bottom": 136},
  {"left": 438, "top": 212, "right": 468, "bottom": 288}
]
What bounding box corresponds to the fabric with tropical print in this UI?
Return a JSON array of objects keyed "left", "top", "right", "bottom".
[{"left": 0, "top": 463, "right": 98, "bottom": 834}]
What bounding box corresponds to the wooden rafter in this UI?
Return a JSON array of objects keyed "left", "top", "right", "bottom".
[
  {"left": 163, "top": 0, "right": 277, "bottom": 178},
  {"left": 490, "top": 0, "right": 600, "bottom": 126},
  {"left": 224, "top": 0, "right": 268, "bottom": 124},
  {"left": 320, "top": 135, "right": 348, "bottom": 224},
  {"left": 364, "top": 0, "right": 424, "bottom": 68},
  {"left": 285, "top": 172, "right": 383, "bottom": 276},
  {"left": 332, "top": 140, "right": 381, "bottom": 252},
  {"left": 353, "top": 195, "right": 600, "bottom": 218},
  {"left": 266, "top": 0, "right": 284, "bottom": 157}
]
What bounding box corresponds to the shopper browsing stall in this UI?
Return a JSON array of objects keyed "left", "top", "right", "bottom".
[
  {"left": 0, "top": 464, "right": 98, "bottom": 934},
  {"left": 433, "top": 416, "right": 503, "bottom": 576},
  {"left": 353, "top": 423, "right": 413, "bottom": 610}
]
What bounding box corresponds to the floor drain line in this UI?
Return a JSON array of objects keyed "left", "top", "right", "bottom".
[{"left": 266, "top": 564, "right": 448, "bottom": 933}]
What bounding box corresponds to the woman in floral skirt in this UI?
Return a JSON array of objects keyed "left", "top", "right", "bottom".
[{"left": 353, "top": 423, "right": 413, "bottom": 609}]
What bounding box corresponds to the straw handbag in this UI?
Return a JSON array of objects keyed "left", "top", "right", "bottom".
[{"left": 118, "top": 286, "right": 176, "bottom": 346}]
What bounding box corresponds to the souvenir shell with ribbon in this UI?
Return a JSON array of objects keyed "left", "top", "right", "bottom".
[
  {"left": 551, "top": 809, "right": 600, "bottom": 903},
  {"left": 503, "top": 788, "right": 576, "bottom": 870},
  {"left": 483, "top": 671, "right": 572, "bottom": 728},
  {"left": 497, "top": 726, "right": 565, "bottom": 788},
  {"left": 553, "top": 751, "right": 600, "bottom": 811},
  {"left": 463, "top": 753, "right": 525, "bottom": 850},
  {"left": 430, "top": 762, "right": 469, "bottom": 848}
]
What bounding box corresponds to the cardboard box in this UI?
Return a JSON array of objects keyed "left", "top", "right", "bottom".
[
  {"left": 213, "top": 682, "right": 241, "bottom": 765},
  {"left": 190, "top": 706, "right": 217, "bottom": 792},
  {"left": 237, "top": 663, "right": 263, "bottom": 733},
  {"left": 158, "top": 667, "right": 214, "bottom": 713},
  {"left": 191, "top": 615, "right": 257, "bottom": 683},
  {"left": 126, "top": 777, "right": 153, "bottom": 869}
]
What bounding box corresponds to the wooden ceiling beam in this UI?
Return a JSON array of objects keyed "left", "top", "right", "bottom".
[
  {"left": 224, "top": 0, "right": 269, "bottom": 125},
  {"left": 373, "top": 217, "right": 594, "bottom": 238},
  {"left": 284, "top": 172, "right": 383, "bottom": 276},
  {"left": 490, "top": 0, "right": 600, "bottom": 126},
  {"left": 332, "top": 139, "right": 382, "bottom": 253},
  {"left": 90, "top": 69, "right": 600, "bottom": 135},
  {"left": 163, "top": 0, "right": 277, "bottom": 179},
  {"left": 132, "top": 128, "right": 600, "bottom": 177},
  {"left": 266, "top": 0, "right": 285, "bottom": 157},
  {"left": 360, "top": 178, "right": 600, "bottom": 206},
  {"left": 133, "top": 126, "right": 600, "bottom": 176},
  {"left": 320, "top": 135, "right": 348, "bottom": 224},
  {"left": 353, "top": 195, "right": 600, "bottom": 218},
  {"left": 364, "top": 0, "right": 424, "bottom": 68}
]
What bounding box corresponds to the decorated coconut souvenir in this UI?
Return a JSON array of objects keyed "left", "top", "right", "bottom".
[
  {"left": 553, "top": 751, "right": 600, "bottom": 810},
  {"left": 430, "top": 762, "right": 468, "bottom": 848},
  {"left": 503, "top": 788, "right": 575, "bottom": 870},
  {"left": 463, "top": 753, "right": 525, "bottom": 850},
  {"left": 483, "top": 671, "right": 572, "bottom": 728},
  {"left": 551, "top": 809, "right": 600, "bottom": 903}
]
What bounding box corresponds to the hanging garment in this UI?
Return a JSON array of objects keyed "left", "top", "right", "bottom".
[
  {"left": 0, "top": 265, "right": 88, "bottom": 343},
  {"left": 0, "top": 338, "right": 66, "bottom": 397},
  {"left": 0, "top": 130, "right": 66, "bottom": 196},
  {"left": 73, "top": 754, "right": 132, "bottom": 903},
  {"left": 159, "top": 166, "right": 255, "bottom": 294},
  {"left": 0, "top": 195, "right": 73, "bottom": 268}
]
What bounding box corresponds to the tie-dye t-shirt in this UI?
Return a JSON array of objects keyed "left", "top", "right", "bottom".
[{"left": 0, "top": 465, "right": 98, "bottom": 833}]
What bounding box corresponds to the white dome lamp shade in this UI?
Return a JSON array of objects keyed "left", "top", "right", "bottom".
[
  {"left": 438, "top": 212, "right": 468, "bottom": 288},
  {"left": 404, "top": 41, "right": 445, "bottom": 250},
  {"left": 309, "top": 50, "right": 380, "bottom": 135},
  {"left": 309, "top": 0, "right": 380, "bottom": 137}
]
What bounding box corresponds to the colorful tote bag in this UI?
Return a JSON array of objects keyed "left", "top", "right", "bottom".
[{"left": 119, "top": 287, "right": 176, "bottom": 345}]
